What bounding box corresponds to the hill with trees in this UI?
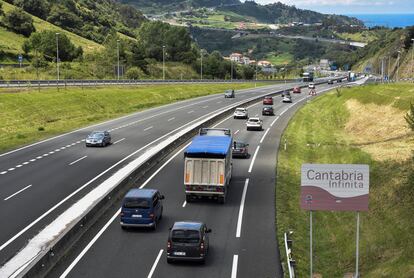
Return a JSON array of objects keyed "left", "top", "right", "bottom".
[{"left": 119, "top": 0, "right": 239, "bottom": 13}]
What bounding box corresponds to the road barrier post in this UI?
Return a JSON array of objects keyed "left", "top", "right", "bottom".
[{"left": 355, "top": 212, "right": 360, "bottom": 278}]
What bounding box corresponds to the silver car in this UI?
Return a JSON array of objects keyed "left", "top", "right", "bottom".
[
  {"left": 246, "top": 117, "right": 263, "bottom": 131},
  {"left": 85, "top": 131, "right": 111, "bottom": 147},
  {"left": 233, "top": 107, "right": 248, "bottom": 119}
]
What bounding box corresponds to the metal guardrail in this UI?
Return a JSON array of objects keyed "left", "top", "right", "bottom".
[
  {"left": 284, "top": 232, "right": 296, "bottom": 278},
  {"left": 0, "top": 78, "right": 301, "bottom": 88}
]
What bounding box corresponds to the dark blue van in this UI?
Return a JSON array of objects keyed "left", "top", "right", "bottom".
[{"left": 120, "top": 189, "right": 164, "bottom": 230}]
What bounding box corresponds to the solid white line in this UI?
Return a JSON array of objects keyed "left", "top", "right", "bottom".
[
  {"left": 4, "top": 185, "right": 32, "bottom": 201},
  {"left": 236, "top": 179, "right": 249, "bottom": 238},
  {"left": 167, "top": 117, "right": 175, "bottom": 122},
  {"left": 248, "top": 146, "right": 260, "bottom": 173},
  {"left": 144, "top": 126, "right": 153, "bottom": 131},
  {"left": 113, "top": 138, "right": 126, "bottom": 145},
  {"left": 140, "top": 142, "right": 191, "bottom": 188},
  {"left": 279, "top": 108, "right": 289, "bottom": 116},
  {"left": 59, "top": 209, "right": 121, "bottom": 278},
  {"left": 270, "top": 116, "right": 280, "bottom": 127},
  {"left": 234, "top": 129, "right": 240, "bottom": 135},
  {"left": 182, "top": 201, "right": 187, "bottom": 207},
  {"left": 260, "top": 128, "right": 270, "bottom": 144},
  {"left": 69, "top": 156, "right": 88, "bottom": 166},
  {"left": 147, "top": 249, "right": 164, "bottom": 278},
  {"left": 231, "top": 255, "right": 239, "bottom": 278}
]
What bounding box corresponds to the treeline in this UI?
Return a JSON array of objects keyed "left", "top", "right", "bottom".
[
  {"left": 2, "top": 0, "right": 146, "bottom": 42},
  {"left": 120, "top": 0, "right": 239, "bottom": 13}
]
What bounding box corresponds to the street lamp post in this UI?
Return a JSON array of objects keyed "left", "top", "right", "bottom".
[
  {"left": 397, "top": 50, "right": 401, "bottom": 82},
  {"left": 56, "top": 33, "right": 60, "bottom": 81},
  {"left": 162, "top": 45, "right": 166, "bottom": 80},
  {"left": 117, "top": 40, "right": 120, "bottom": 80},
  {"left": 200, "top": 50, "right": 204, "bottom": 80}
]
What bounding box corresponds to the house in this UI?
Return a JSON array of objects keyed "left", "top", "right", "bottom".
[
  {"left": 319, "top": 59, "right": 331, "bottom": 70},
  {"left": 257, "top": 60, "right": 272, "bottom": 68},
  {"left": 230, "top": 53, "right": 243, "bottom": 63}
]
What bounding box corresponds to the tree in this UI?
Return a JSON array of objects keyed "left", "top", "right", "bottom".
[
  {"left": 47, "top": 5, "right": 82, "bottom": 30},
  {"left": 0, "top": 2, "right": 4, "bottom": 16},
  {"left": 405, "top": 102, "right": 414, "bottom": 131},
  {"left": 242, "top": 65, "right": 255, "bottom": 79},
  {"left": 15, "top": 0, "right": 50, "bottom": 19},
  {"left": 24, "top": 31, "right": 82, "bottom": 61},
  {"left": 4, "top": 8, "right": 35, "bottom": 37},
  {"left": 126, "top": 67, "right": 144, "bottom": 79}
]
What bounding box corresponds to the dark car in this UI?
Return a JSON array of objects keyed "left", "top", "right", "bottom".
[
  {"left": 337, "top": 78, "right": 342, "bottom": 83},
  {"left": 167, "top": 221, "right": 211, "bottom": 264},
  {"left": 263, "top": 96, "right": 273, "bottom": 105},
  {"left": 232, "top": 141, "right": 249, "bottom": 158},
  {"left": 262, "top": 106, "right": 274, "bottom": 116},
  {"left": 224, "top": 89, "right": 235, "bottom": 98},
  {"left": 293, "top": 86, "right": 301, "bottom": 93},
  {"left": 328, "top": 79, "right": 334, "bottom": 84},
  {"left": 85, "top": 131, "right": 111, "bottom": 147},
  {"left": 120, "top": 189, "right": 164, "bottom": 230}
]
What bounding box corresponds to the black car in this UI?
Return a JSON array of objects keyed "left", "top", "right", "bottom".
[
  {"left": 224, "top": 89, "right": 235, "bottom": 98},
  {"left": 262, "top": 106, "right": 274, "bottom": 116},
  {"left": 85, "top": 131, "right": 111, "bottom": 147},
  {"left": 328, "top": 79, "right": 334, "bottom": 84},
  {"left": 167, "top": 221, "right": 211, "bottom": 264},
  {"left": 232, "top": 141, "right": 249, "bottom": 158},
  {"left": 337, "top": 78, "right": 342, "bottom": 83}
]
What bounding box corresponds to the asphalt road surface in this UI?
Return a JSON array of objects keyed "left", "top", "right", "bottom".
[
  {"left": 46, "top": 83, "right": 338, "bottom": 278},
  {"left": 0, "top": 81, "right": 335, "bottom": 265}
]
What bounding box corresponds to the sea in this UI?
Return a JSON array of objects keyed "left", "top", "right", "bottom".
[{"left": 346, "top": 14, "right": 414, "bottom": 28}]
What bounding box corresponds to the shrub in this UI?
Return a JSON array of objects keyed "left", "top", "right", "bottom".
[{"left": 3, "top": 8, "right": 35, "bottom": 37}]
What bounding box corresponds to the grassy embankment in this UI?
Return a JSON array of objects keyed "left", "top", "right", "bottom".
[
  {"left": 0, "top": 83, "right": 266, "bottom": 152},
  {"left": 276, "top": 83, "right": 414, "bottom": 277}
]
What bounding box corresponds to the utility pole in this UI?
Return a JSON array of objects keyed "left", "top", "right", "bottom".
[
  {"left": 411, "top": 39, "right": 414, "bottom": 82},
  {"left": 397, "top": 50, "right": 401, "bottom": 82},
  {"left": 56, "top": 33, "right": 60, "bottom": 81},
  {"left": 117, "top": 40, "right": 120, "bottom": 80},
  {"left": 200, "top": 49, "right": 204, "bottom": 80},
  {"left": 231, "top": 59, "right": 233, "bottom": 82},
  {"left": 162, "top": 45, "right": 166, "bottom": 80}
]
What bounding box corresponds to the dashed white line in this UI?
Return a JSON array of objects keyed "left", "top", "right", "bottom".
[
  {"left": 270, "top": 116, "right": 280, "bottom": 127},
  {"left": 59, "top": 209, "right": 121, "bottom": 278},
  {"left": 248, "top": 146, "right": 260, "bottom": 173},
  {"left": 76, "top": 141, "right": 81, "bottom": 144},
  {"left": 167, "top": 117, "right": 175, "bottom": 122},
  {"left": 144, "top": 126, "right": 153, "bottom": 131},
  {"left": 0, "top": 171, "right": 7, "bottom": 175},
  {"left": 66, "top": 145, "right": 71, "bottom": 148},
  {"left": 8, "top": 168, "right": 15, "bottom": 171},
  {"left": 43, "top": 154, "right": 49, "bottom": 157},
  {"left": 234, "top": 129, "right": 240, "bottom": 135},
  {"left": 202, "top": 105, "right": 209, "bottom": 108},
  {"left": 36, "top": 156, "right": 42, "bottom": 159},
  {"left": 71, "top": 143, "right": 76, "bottom": 146},
  {"left": 22, "top": 162, "right": 29, "bottom": 165},
  {"left": 4, "top": 185, "right": 32, "bottom": 201},
  {"left": 260, "top": 128, "right": 270, "bottom": 144},
  {"left": 231, "top": 255, "right": 239, "bottom": 278},
  {"left": 147, "top": 249, "right": 164, "bottom": 278},
  {"left": 182, "top": 200, "right": 187, "bottom": 207},
  {"left": 69, "top": 156, "right": 88, "bottom": 166},
  {"left": 236, "top": 179, "right": 249, "bottom": 238},
  {"left": 16, "top": 165, "right": 22, "bottom": 168},
  {"left": 30, "top": 159, "right": 36, "bottom": 162},
  {"left": 113, "top": 138, "right": 126, "bottom": 145},
  {"left": 187, "top": 110, "right": 194, "bottom": 114}
]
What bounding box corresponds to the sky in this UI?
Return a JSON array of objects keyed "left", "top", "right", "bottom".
[{"left": 252, "top": 0, "right": 414, "bottom": 14}]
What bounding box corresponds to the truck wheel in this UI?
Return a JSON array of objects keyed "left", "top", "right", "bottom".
[
  {"left": 186, "top": 195, "right": 192, "bottom": 203},
  {"left": 218, "top": 196, "right": 226, "bottom": 204}
]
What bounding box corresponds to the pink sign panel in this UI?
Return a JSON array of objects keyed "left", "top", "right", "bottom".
[{"left": 300, "top": 164, "right": 369, "bottom": 211}]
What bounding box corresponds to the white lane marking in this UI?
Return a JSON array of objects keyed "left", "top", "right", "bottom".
[
  {"left": 236, "top": 179, "right": 249, "bottom": 238},
  {"left": 182, "top": 201, "right": 187, "bottom": 207},
  {"left": 231, "top": 255, "right": 239, "bottom": 278},
  {"left": 255, "top": 114, "right": 258, "bottom": 117},
  {"left": 43, "top": 154, "right": 49, "bottom": 157},
  {"left": 260, "top": 128, "right": 270, "bottom": 144},
  {"left": 234, "top": 129, "right": 240, "bottom": 135},
  {"left": 270, "top": 116, "right": 280, "bottom": 127},
  {"left": 144, "top": 126, "right": 153, "bottom": 131},
  {"left": 113, "top": 138, "right": 126, "bottom": 145},
  {"left": 76, "top": 141, "right": 81, "bottom": 144},
  {"left": 49, "top": 151, "right": 54, "bottom": 154},
  {"left": 69, "top": 156, "right": 88, "bottom": 166},
  {"left": 4, "top": 185, "right": 33, "bottom": 201},
  {"left": 16, "top": 165, "right": 22, "bottom": 168},
  {"left": 248, "top": 146, "right": 260, "bottom": 173},
  {"left": 36, "top": 156, "right": 42, "bottom": 159},
  {"left": 202, "top": 105, "right": 209, "bottom": 108},
  {"left": 167, "top": 117, "right": 175, "bottom": 122},
  {"left": 81, "top": 139, "right": 86, "bottom": 142},
  {"left": 147, "top": 249, "right": 164, "bottom": 278},
  {"left": 59, "top": 209, "right": 121, "bottom": 278},
  {"left": 0, "top": 171, "right": 7, "bottom": 175},
  {"left": 8, "top": 168, "right": 15, "bottom": 171},
  {"left": 66, "top": 145, "right": 71, "bottom": 148},
  {"left": 217, "top": 101, "right": 222, "bottom": 104},
  {"left": 140, "top": 142, "right": 191, "bottom": 188},
  {"left": 279, "top": 108, "right": 289, "bottom": 116},
  {"left": 187, "top": 110, "right": 194, "bottom": 114},
  {"left": 22, "top": 162, "right": 29, "bottom": 165},
  {"left": 71, "top": 143, "right": 76, "bottom": 146},
  {"left": 30, "top": 159, "right": 36, "bottom": 162}
]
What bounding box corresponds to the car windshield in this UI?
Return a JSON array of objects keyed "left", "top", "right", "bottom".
[
  {"left": 172, "top": 229, "right": 200, "bottom": 243},
  {"left": 234, "top": 142, "right": 246, "bottom": 148},
  {"left": 123, "top": 198, "right": 150, "bottom": 209},
  {"left": 264, "top": 107, "right": 272, "bottom": 110},
  {"left": 89, "top": 133, "right": 104, "bottom": 139},
  {"left": 249, "top": 119, "right": 259, "bottom": 122},
  {"left": 236, "top": 108, "right": 245, "bottom": 112}
]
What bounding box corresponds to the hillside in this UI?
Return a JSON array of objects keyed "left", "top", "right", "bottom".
[
  {"left": 119, "top": 0, "right": 239, "bottom": 13},
  {"left": 2, "top": 0, "right": 146, "bottom": 43}
]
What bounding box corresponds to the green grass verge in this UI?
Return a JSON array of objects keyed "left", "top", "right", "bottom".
[
  {"left": 276, "top": 83, "right": 414, "bottom": 277},
  {"left": 264, "top": 52, "right": 294, "bottom": 66},
  {"left": 0, "top": 83, "right": 266, "bottom": 152}
]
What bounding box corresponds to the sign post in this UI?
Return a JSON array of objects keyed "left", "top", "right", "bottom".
[
  {"left": 301, "top": 164, "right": 369, "bottom": 277},
  {"left": 18, "top": 54, "right": 23, "bottom": 68}
]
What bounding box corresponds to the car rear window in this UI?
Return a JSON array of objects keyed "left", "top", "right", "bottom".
[
  {"left": 250, "top": 119, "right": 259, "bottom": 122},
  {"left": 123, "top": 198, "right": 150, "bottom": 209},
  {"left": 234, "top": 142, "right": 245, "bottom": 148},
  {"left": 236, "top": 108, "right": 245, "bottom": 112},
  {"left": 172, "top": 230, "right": 200, "bottom": 243}
]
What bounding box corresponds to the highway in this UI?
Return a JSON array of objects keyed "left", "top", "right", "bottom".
[
  {"left": 0, "top": 81, "right": 325, "bottom": 267},
  {"left": 45, "top": 83, "right": 338, "bottom": 278}
]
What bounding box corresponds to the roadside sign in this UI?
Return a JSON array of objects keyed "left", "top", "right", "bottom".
[
  {"left": 300, "top": 164, "right": 369, "bottom": 211},
  {"left": 18, "top": 54, "right": 23, "bottom": 63}
]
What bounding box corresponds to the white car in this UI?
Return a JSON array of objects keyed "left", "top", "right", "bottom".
[
  {"left": 233, "top": 107, "right": 248, "bottom": 119},
  {"left": 246, "top": 117, "right": 263, "bottom": 131},
  {"left": 308, "top": 83, "right": 315, "bottom": 89}
]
